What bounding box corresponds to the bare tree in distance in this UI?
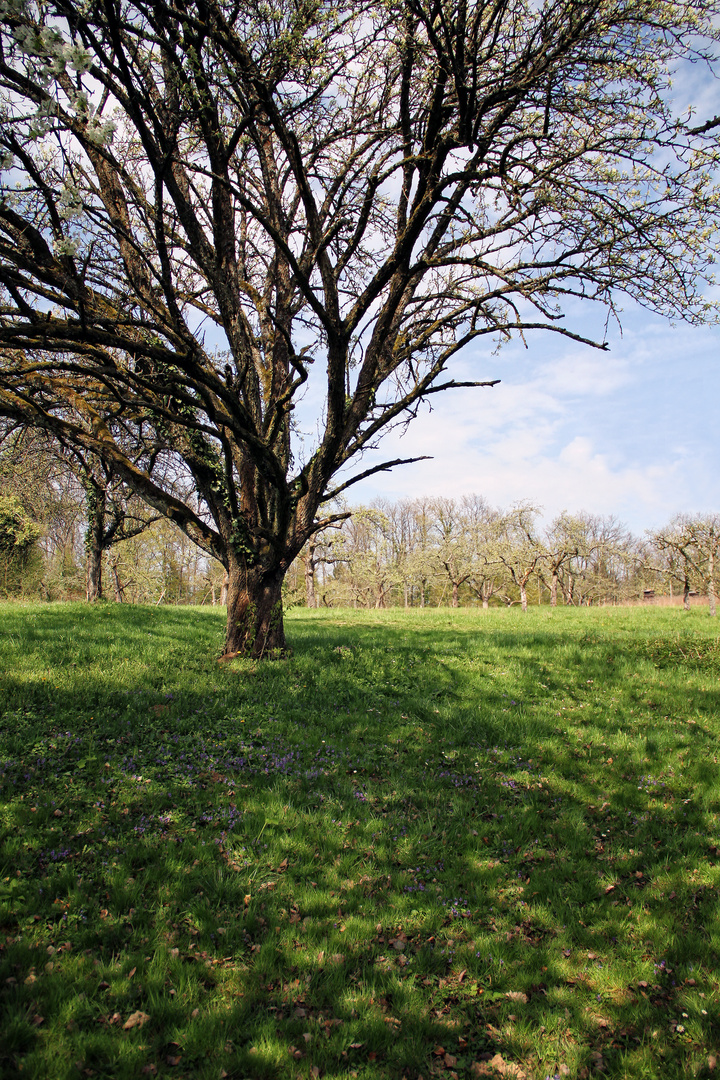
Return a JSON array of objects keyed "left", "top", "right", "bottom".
[
  {"left": 651, "top": 515, "right": 720, "bottom": 615},
  {"left": 1, "top": 0, "right": 719, "bottom": 655}
]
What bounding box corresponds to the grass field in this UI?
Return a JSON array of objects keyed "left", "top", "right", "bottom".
[{"left": 1, "top": 602, "right": 719, "bottom": 1080}]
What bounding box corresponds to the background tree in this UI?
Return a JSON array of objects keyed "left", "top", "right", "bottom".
[
  {"left": 495, "top": 503, "right": 544, "bottom": 611},
  {"left": 1, "top": 0, "right": 719, "bottom": 655},
  {"left": 0, "top": 494, "right": 41, "bottom": 595},
  {"left": 1, "top": 422, "right": 160, "bottom": 599},
  {"left": 429, "top": 497, "right": 476, "bottom": 607},
  {"left": 651, "top": 515, "right": 720, "bottom": 615}
]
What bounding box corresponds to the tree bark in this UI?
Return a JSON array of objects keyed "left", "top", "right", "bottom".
[
  {"left": 550, "top": 570, "right": 558, "bottom": 607},
  {"left": 520, "top": 581, "right": 528, "bottom": 611},
  {"left": 684, "top": 575, "right": 691, "bottom": 610},
  {"left": 304, "top": 538, "right": 317, "bottom": 608},
  {"left": 452, "top": 580, "right": 459, "bottom": 607},
  {"left": 108, "top": 555, "right": 125, "bottom": 602},
  {"left": 224, "top": 562, "right": 286, "bottom": 658},
  {"left": 85, "top": 484, "right": 106, "bottom": 602}
]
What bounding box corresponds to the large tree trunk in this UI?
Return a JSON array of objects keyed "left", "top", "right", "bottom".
[
  {"left": 451, "top": 580, "right": 459, "bottom": 607},
  {"left": 224, "top": 562, "right": 286, "bottom": 658},
  {"left": 550, "top": 570, "right": 558, "bottom": 607},
  {"left": 85, "top": 485, "right": 106, "bottom": 602}
]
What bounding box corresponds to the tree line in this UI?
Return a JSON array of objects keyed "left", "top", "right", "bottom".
[
  {"left": 288, "top": 497, "right": 720, "bottom": 610},
  {"left": 3, "top": 431, "right": 718, "bottom": 611}
]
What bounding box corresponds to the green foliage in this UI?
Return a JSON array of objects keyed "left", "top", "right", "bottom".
[
  {"left": 0, "top": 495, "right": 40, "bottom": 555},
  {"left": 0, "top": 495, "right": 42, "bottom": 596},
  {"left": 1, "top": 605, "right": 719, "bottom": 1078}
]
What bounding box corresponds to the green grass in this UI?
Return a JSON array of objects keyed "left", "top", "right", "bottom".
[{"left": 1, "top": 602, "right": 719, "bottom": 1080}]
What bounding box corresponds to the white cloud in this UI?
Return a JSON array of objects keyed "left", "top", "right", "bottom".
[{"left": 338, "top": 311, "right": 720, "bottom": 532}]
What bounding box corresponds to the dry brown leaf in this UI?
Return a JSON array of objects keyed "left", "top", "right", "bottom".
[
  {"left": 505, "top": 991, "right": 528, "bottom": 1003},
  {"left": 487, "top": 1053, "right": 526, "bottom": 1079},
  {"left": 445, "top": 1054, "right": 458, "bottom": 1068},
  {"left": 123, "top": 1010, "right": 150, "bottom": 1031}
]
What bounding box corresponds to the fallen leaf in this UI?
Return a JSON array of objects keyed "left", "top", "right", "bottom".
[
  {"left": 505, "top": 991, "right": 528, "bottom": 1003},
  {"left": 487, "top": 1054, "right": 526, "bottom": 1079},
  {"left": 445, "top": 1054, "right": 458, "bottom": 1068},
  {"left": 141, "top": 1066, "right": 157, "bottom": 1076},
  {"left": 277, "top": 858, "right": 289, "bottom": 873},
  {"left": 123, "top": 1010, "right": 150, "bottom": 1031},
  {"left": 127, "top": 967, "right": 137, "bottom": 979},
  {"left": 312, "top": 1068, "right": 320, "bottom": 1079}
]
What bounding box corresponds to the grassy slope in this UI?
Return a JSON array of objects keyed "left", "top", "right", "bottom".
[{"left": 0, "top": 602, "right": 719, "bottom": 1080}]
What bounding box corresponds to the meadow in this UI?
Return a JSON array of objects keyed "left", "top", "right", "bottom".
[{"left": 0, "top": 602, "right": 719, "bottom": 1080}]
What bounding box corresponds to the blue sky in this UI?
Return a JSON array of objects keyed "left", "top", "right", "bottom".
[
  {"left": 307, "top": 54, "right": 720, "bottom": 534},
  {"left": 326, "top": 306, "right": 720, "bottom": 535}
]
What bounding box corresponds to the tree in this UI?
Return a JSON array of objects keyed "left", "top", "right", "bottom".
[
  {"left": 1, "top": 422, "right": 159, "bottom": 599},
  {"left": 651, "top": 515, "right": 720, "bottom": 615},
  {"left": 0, "top": 0, "right": 719, "bottom": 655},
  {"left": 0, "top": 494, "right": 41, "bottom": 594},
  {"left": 495, "top": 503, "right": 544, "bottom": 611}
]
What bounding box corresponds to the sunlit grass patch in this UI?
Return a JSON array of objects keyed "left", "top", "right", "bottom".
[{"left": 1, "top": 603, "right": 719, "bottom": 1078}]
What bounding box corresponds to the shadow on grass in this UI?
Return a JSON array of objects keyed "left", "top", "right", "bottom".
[{"left": 1, "top": 604, "right": 720, "bottom": 1078}]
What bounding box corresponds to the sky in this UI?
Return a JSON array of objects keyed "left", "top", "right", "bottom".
[
  {"left": 319, "top": 304, "right": 720, "bottom": 536},
  {"left": 297, "top": 50, "right": 720, "bottom": 537}
]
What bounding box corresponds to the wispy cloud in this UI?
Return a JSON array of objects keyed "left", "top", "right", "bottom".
[{"left": 343, "top": 310, "right": 720, "bottom": 532}]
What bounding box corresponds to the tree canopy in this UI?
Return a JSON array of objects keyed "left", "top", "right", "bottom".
[{"left": 0, "top": 0, "right": 719, "bottom": 654}]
